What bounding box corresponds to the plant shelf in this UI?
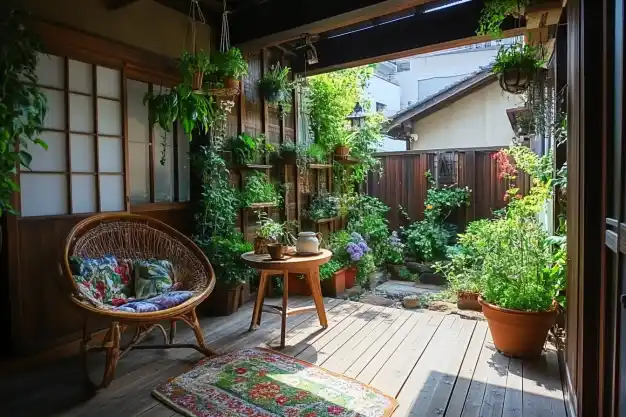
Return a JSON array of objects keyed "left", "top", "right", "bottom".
[
  {"left": 246, "top": 203, "right": 279, "bottom": 209},
  {"left": 313, "top": 216, "right": 341, "bottom": 224},
  {"left": 309, "top": 164, "right": 333, "bottom": 169},
  {"left": 333, "top": 156, "right": 359, "bottom": 165},
  {"left": 234, "top": 164, "right": 274, "bottom": 170}
]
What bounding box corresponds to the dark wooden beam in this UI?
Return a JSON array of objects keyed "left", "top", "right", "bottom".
[
  {"left": 153, "top": 0, "right": 221, "bottom": 28},
  {"left": 106, "top": 0, "right": 140, "bottom": 10},
  {"left": 231, "top": 0, "right": 440, "bottom": 50},
  {"left": 291, "top": 0, "right": 523, "bottom": 74}
]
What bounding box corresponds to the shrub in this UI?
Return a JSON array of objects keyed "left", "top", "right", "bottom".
[
  {"left": 403, "top": 220, "right": 452, "bottom": 262},
  {"left": 239, "top": 172, "right": 281, "bottom": 207},
  {"left": 196, "top": 234, "right": 256, "bottom": 286}
]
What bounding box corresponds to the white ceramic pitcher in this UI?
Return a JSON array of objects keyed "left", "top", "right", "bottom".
[{"left": 295, "top": 231, "right": 323, "bottom": 254}]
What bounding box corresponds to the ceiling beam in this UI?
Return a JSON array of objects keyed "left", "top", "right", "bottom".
[
  {"left": 106, "top": 0, "right": 141, "bottom": 10},
  {"left": 153, "top": 0, "right": 221, "bottom": 28},
  {"left": 231, "top": 0, "right": 440, "bottom": 50},
  {"left": 292, "top": 1, "right": 523, "bottom": 75}
]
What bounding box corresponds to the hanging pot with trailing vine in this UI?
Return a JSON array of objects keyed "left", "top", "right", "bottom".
[{"left": 492, "top": 43, "right": 544, "bottom": 95}]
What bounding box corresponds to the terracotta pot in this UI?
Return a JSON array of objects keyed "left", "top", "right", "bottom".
[
  {"left": 254, "top": 236, "right": 274, "bottom": 255},
  {"left": 321, "top": 268, "right": 346, "bottom": 297},
  {"left": 201, "top": 283, "right": 243, "bottom": 316},
  {"left": 288, "top": 273, "right": 312, "bottom": 296},
  {"left": 192, "top": 71, "right": 204, "bottom": 90},
  {"left": 267, "top": 243, "right": 286, "bottom": 260},
  {"left": 480, "top": 297, "right": 557, "bottom": 358},
  {"left": 345, "top": 267, "right": 357, "bottom": 289},
  {"left": 334, "top": 145, "right": 350, "bottom": 159},
  {"left": 499, "top": 67, "right": 532, "bottom": 94},
  {"left": 225, "top": 77, "right": 240, "bottom": 92},
  {"left": 456, "top": 291, "right": 481, "bottom": 311}
]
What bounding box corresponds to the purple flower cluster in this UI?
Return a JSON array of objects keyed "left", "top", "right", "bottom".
[
  {"left": 389, "top": 231, "right": 404, "bottom": 250},
  {"left": 346, "top": 233, "right": 370, "bottom": 262}
]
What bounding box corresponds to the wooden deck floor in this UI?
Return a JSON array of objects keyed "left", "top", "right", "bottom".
[{"left": 0, "top": 297, "right": 566, "bottom": 417}]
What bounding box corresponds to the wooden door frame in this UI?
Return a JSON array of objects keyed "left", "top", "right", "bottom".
[{"left": 565, "top": 0, "right": 617, "bottom": 416}]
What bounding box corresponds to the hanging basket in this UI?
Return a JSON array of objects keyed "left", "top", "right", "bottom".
[
  {"left": 207, "top": 77, "right": 241, "bottom": 97},
  {"left": 498, "top": 67, "right": 534, "bottom": 94}
]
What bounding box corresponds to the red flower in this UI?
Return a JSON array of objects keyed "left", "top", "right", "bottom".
[
  {"left": 110, "top": 298, "right": 127, "bottom": 307},
  {"left": 295, "top": 391, "right": 309, "bottom": 400},
  {"left": 275, "top": 395, "right": 288, "bottom": 406},
  {"left": 236, "top": 367, "right": 247, "bottom": 375},
  {"left": 327, "top": 405, "right": 344, "bottom": 416},
  {"left": 249, "top": 382, "right": 280, "bottom": 400},
  {"left": 305, "top": 412, "right": 317, "bottom": 417}
]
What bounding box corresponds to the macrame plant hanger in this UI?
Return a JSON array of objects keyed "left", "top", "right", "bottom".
[
  {"left": 208, "top": 0, "right": 241, "bottom": 97},
  {"left": 187, "top": 0, "right": 207, "bottom": 90}
]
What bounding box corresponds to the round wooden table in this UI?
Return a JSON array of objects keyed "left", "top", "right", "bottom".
[{"left": 241, "top": 249, "right": 332, "bottom": 348}]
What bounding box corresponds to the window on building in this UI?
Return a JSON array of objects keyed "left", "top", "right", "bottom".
[
  {"left": 19, "top": 53, "right": 190, "bottom": 218},
  {"left": 376, "top": 102, "right": 387, "bottom": 113}
]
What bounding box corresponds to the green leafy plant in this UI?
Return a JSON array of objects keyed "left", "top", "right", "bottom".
[
  {"left": 0, "top": 1, "right": 48, "bottom": 215},
  {"left": 193, "top": 146, "right": 239, "bottom": 238},
  {"left": 258, "top": 63, "right": 294, "bottom": 111},
  {"left": 306, "top": 143, "right": 328, "bottom": 163},
  {"left": 492, "top": 43, "right": 544, "bottom": 78},
  {"left": 240, "top": 172, "right": 281, "bottom": 207},
  {"left": 319, "top": 259, "right": 346, "bottom": 281},
  {"left": 328, "top": 230, "right": 352, "bottom": 266},
  {"left": 344, "top": 194, "right": 391, "bottom": 266},
  {"left": 382, "top": 231, "right": 404, "bottom": 265},
  {"left": 180, "top": 49, "right": 216, "bottom": 81},
  {"left": 422, "top": 178, "right": 471, "bottom": 222},
  {"left": 213, "top": 47, "right": 248, "bottom": 79},
  {"left": 228, "top": 133, "right": 267, "bottom": 165},
  {"left": 255, "top": 211, "right": 295, "bottom": 245},
  {"left": 403, "top": 220, "right": 452, "bottom": 262},
  {"left": 477, "top": 0, "right": 529, "bottom": 37},
  {"left": 196, "top": 233, "right": 256, "bottom": 286},
  {"left": 308, "top": 193, "right": 340, "bottom": 221}
]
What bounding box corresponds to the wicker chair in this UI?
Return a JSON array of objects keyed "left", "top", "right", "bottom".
[{"left": 61, "top": 213, "right": 217, "bottom": 388}]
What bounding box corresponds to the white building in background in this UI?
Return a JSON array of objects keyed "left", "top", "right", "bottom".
[{"left": 367, "top": 38, "right": 520, "bottom": 151}]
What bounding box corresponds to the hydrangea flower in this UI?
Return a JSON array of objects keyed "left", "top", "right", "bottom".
[{"left": 346, "top": 242, "right": 363, "bottom": 262}]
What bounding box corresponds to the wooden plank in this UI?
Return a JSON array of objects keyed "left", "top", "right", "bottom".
[
  {"left": 320, "top": 307, "right": 405, "bottom": 373},
  {"left": 457, "top": 331, "right": 495, "bottom": 417},
  {"left": 394, "top": 317, "right": 475, "bottom": 417},
  {"left": 352, "top": 311, "right": 424, "bottom": 383},
  {"left": 444, "top": 321, "right": 489, "bottom": 417},
  {"left": 522, "top": 347, "right": 567, "bottom": 417},
  {"left": 369, "top": 313, "right": 444, "bottom": 396},
  {"left": 305, "top": 305, "right": 387, "bottom": 365},
  {"left": 294, "top": 303, "right": 375, "bottom": 362},
  {"left": 478, "top": 337, "right": 510, "bottom": 417},
  {"left": 343, "top": 310, "right": 413, "bottom": 378},
  {"left": 280, "top": 301, "right": 363, "bottom": 356},
  {"left": 136, "top": 403, "right": 178, "bottom": 417},
  {"left": 502, "top": 358, "right": 523, "bottom": 417}
]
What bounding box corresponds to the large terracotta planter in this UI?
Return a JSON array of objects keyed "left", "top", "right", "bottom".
[
  {"left": 344, "top": 267, "right": 357, "bottom": 289},
  {"left": 480, "top": 298, "right": 557, "bottom": 358},
  {"left": 321, "top": 268, "right": 347, "bottom": 297},
  {"left": 457, "top": 291, "right": 481, "bottom": 311}
]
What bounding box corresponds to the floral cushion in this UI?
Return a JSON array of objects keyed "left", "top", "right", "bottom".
[
  {"left": 133, "top": 259, "right": 175, "bottom": 300},
  {"left": 70, "top": 256, "right": 133, "bottom": 306},
  {"left": 114, "top": 291, "right": 193, "bottom": 313}
]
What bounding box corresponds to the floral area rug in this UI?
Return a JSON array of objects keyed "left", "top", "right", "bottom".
[{"left": 153, "top": 348, "right": 398, "bottom": 417}]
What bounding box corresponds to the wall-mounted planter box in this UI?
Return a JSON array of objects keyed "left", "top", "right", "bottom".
[{"left": 321, "top": 268, "right": 347, "bottom": 297}]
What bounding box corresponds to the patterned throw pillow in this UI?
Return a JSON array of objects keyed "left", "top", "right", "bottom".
[
  {"left": 69, "top": 256, "right": 132, "bottom": 306},
  {"left": 133, "top": 259, "right": 174, "bottom": 300}
]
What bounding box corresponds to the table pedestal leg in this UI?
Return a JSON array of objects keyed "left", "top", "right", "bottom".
[
  {"left": 249, "top": 271, "right": 269, "bottom": 331},
  {"left": 306, "top": 268, "right": 328, "bottom": 328},
  {"left": 280, "top": 270, "right": 289, "bottom": 348}
]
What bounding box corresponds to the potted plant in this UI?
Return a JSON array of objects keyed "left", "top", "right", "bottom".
[
  {"left": 279, "top": 142, "right": 298, "bottom": 165},
  {"left": 308, "top": 193, "right": 340, "bottom": 222},
  {"left": 257, "top": 63, "right": 294, "bottom": 113},
  {"left": 254, "top": 211, "right": 282, "bottom": 254},
  {"left": 320, "top": 259, "right": 348, "bottom": 297},
  {"left": 196, "top": 234, "right": 256, "bottom": 316},
  {"left": 228, "top": 133, "right": 267, "bottom": 165},
  {"left": 477, "top": 216, "right": 560, "bottom": 357},
  {"left": 333, "top": 131, "right": 356, "bottom": 159},
  {"left": 492, "top": 43, "right": 544, "bottom": 94},
  {"left": 239, "top": 172, "right": 282, "bottom": 208},
  {"left": 265, "top": 220, "right": 295, "bottom": 260},
  {"left": 384, "top": 231, "right": 405, "bottom": 279},
  {"left": 180, "top": 50, "right": 216, "bottom": 91},
  {"left": 212, "top": 47, "right": 248, "bottom": 93},
  {"left": 0, "top": 1, "right": 48, "bottom": 220}
]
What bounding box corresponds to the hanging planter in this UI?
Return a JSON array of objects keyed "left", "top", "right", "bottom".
[
  {"left": 258, "top": 63, "right": 295, "bottom": 115},
  {"left": 192, "top": 71, "right": 205, "bottom": 91},
  {"left": 492, "top": 43, "right": 544, "bottom": 95},
  {"left": 210, "top": 48, "right": 248, "bottom": 97}
]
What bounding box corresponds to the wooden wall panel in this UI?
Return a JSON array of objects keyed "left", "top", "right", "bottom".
[{"left": 369, "top": 150, "right": 526, "bottom": 231}]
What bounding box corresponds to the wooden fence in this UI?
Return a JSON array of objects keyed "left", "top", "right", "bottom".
[{"left": 368, "top": 149, "right": 531, "bottom": 231}]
